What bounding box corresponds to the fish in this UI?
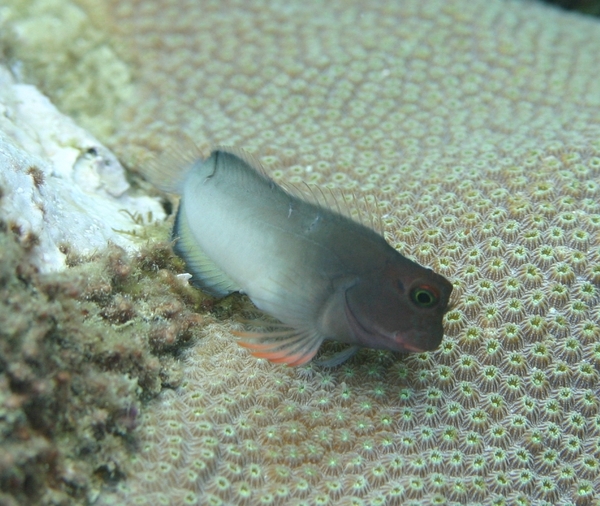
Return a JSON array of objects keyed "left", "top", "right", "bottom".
[{"left": 153, "top": 148, "right": 453, "bottom": 366}]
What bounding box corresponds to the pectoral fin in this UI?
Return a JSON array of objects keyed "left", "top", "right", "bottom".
[
  {"left": 234, "top": 328, "right": 324, "bottom": 366},
  {"left": 313, "top": 345, "right": 360, "bottom": 367}
]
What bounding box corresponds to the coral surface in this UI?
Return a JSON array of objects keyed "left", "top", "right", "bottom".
[
  {"left": 2, "top": 0, "right": 600, "bottom": 505},
  {"left": 81, "top": 0, "right": 598, "bottom": 505}
]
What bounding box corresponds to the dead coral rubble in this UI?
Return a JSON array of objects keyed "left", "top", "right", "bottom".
[{"left": 0, "top": 218, "right": 209, "bottom": 506}]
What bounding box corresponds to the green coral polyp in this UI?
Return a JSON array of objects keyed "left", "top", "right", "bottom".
[{"left": 3, "top": 0, "right": 597, "bottom": 504}]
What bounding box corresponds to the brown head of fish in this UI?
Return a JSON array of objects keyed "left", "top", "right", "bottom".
[
  {"left": 339, "top": 256, "right": 452, "bottom": 353},
  {"left": 153, "top": 148, "right": 453, "bottom": 366}
]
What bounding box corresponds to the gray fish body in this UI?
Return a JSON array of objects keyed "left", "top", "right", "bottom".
[{"left": 173, "top": 150, "right": 453, "bottom": 366}]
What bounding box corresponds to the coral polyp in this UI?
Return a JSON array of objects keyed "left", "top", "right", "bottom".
[{"left": 1, "top": 0, "right": 600, "bottom": 504}]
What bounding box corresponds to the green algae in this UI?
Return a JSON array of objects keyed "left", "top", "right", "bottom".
[{"left": 0, "top": 0, "right": 133, "bottom": 140}]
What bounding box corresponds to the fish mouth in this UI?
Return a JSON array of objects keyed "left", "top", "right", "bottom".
[{"left": 344, "top": 292, "right": 426, "bottom": 353}]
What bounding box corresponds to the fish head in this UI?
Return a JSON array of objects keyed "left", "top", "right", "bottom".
[{"left": 343, "top": 256, "right": 453, "bottom": 353}]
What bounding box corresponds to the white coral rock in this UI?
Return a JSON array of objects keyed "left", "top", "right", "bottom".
[{"left": 0, "top": 65, "right": 164, "bottom": 273}]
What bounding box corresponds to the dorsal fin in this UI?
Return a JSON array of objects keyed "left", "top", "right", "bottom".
[
  {"left": 145, "top": 142, "right": 386, "bottom": 237},
  {"left": 143, "top": 136, "right": 208, "bottom": 194},
  {"left": 281, "top": 179, "right": 385, "bottom": 235},
  {"left": 226, "top": 148, "right": 387, "bottom": 234},
  {"left": 144, "top": 143, "right": 272, "bottom": 194}
]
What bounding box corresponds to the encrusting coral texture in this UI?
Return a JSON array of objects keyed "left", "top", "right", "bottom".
[
  {"left": 80, "top": 0, "right": 599, "bottom": 504},
  {"left": 3, "top": 0, "right": 600, "bottom": 504}
]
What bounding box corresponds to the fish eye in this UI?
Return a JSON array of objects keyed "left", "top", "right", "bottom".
[{"left": 410, "top": 285, "right": 439, "bottom": 307}]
